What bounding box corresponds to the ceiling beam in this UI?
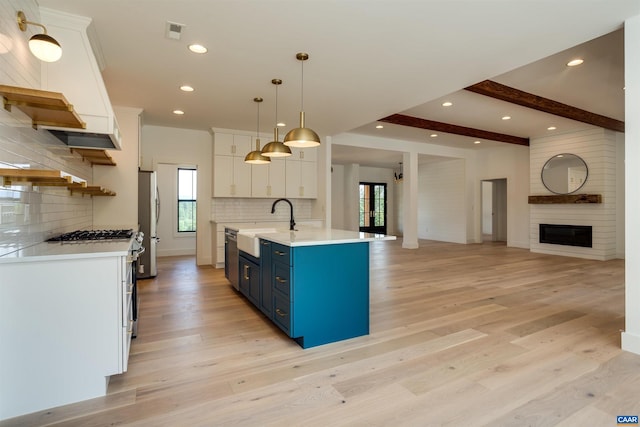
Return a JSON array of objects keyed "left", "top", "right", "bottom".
[
  {"left": 379, "top": 114, "right": 530, "bottom": 146},
  {"left": 465, "top": 80, "right": 625, "bottom": 133}
]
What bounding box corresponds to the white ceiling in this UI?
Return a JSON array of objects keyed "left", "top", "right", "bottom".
[{"left": 37, "top": 0, "right": 637, "bottom": 168}]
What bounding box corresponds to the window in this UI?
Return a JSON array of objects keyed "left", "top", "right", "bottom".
[{"left": 177, "top": 168, "right": 197, "bottom": 232}]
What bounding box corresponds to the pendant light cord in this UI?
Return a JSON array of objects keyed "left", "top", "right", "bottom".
[
  {"left": 256, "top": 101, "right": 260, "bottom": 138},
  {"left": 300, "top": 59, "right": 304, "bottom": 110}
]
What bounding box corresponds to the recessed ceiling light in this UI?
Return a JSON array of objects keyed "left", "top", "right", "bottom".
[
  {"left": 567, "top": 58, "right": 584, "bottom": 67},
  {"left": 188, "top": 44, "right": 207, "bottom": 54},
  {"left": 547, "top": 126, "right": 557, "bottom": 131},
  {"left": 502, "top": 116, "right": 511, "bottom": 120},
  {"left": 474, "top": 140, "right": 481, "bottom": 144},
  {"left": 173, "top": 109, "right": 185, "bottom": 115},
  {"left": 442, "top": 101, "right": 453, "bottom": 107},
  {"left": 430, "top": 133, "right": 438, "bottom": 138},
  {"left": 376, "top": 125, "right": 384, "bottom": 129},
  {"left": 180, "top": 85, "right": 194, "bottom": 92}
]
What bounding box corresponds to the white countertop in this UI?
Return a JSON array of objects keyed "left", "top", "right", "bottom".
[
  {"left": 0, "top": 238, "right": 134, "bottom": 264},
  {"left": 256, "top": 228, "right": 396, "bottom": 247},
  {"left": 214, "top": 220, "right": 323, "bottom": 232}
]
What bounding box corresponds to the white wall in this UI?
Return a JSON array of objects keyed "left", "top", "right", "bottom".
[
  {"left": 529, "top": 128, "right": 620, "bottom": 260},
  {"left": 331, "top": 164, "right": 345, "bottom": 229},
  {"left": 343, "top": 163, "right": 360, "bottom": 231},
  {"left": 475, "top": 144, "right": 531, "bottom": 248},
  {"left": 331, "top": 164, "right": 397, "bottom": 234},
  {"left": 155, "top": 163, "right": 196, "bottom": 256},
  {"left": 418, "top": 158, "right": 467, "bottom": 243},
  {"left": 140, "top": 125, "right": 212, "bottom": 265},
  {"left": 482, "top": 181, "right": 492, "bottom": 235},
  {"left": 93, "top": 106, "right": 142, "bottom": 228}
]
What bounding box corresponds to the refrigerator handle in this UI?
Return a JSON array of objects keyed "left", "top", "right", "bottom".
[{"left": 155, "top": 187, "right": 160, "bottom": 224}]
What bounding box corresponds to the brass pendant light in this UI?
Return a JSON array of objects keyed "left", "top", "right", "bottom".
[
  {"left": 283, "top": 53, "right": 321, "bottom": 148},
  {"left": 244, "top": 97, "right": 271, "bottom": 164},
  {"left": 262, "top": 79, "right": 292, "bottom": 158}
]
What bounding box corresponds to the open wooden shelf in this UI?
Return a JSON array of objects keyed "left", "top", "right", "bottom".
[
  {"left": 1, "top": 168, "right": 115, "bottom": 197},
  {"left": 0, "top": 168, "right": 84, "bottom": 187},
  {"left": 68, "top": 184, "right": 116, "bottom": 197},
  {"left": 72, "top": 148, "right": 116, "bottom": 166},
  {"left": 528, "top": 194, "right": 602, "bottom": 204},
  {"left": 0, "top": 84, "right": 86, "bottom": 130}
]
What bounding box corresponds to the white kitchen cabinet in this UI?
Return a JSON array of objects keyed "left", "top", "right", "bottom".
[
  {"left": 213, "top": 132, "right": 253, "bottom": 197},
  {"left": 0, "top": 250, "right": 133, "bottom": 420},
  {"left": 212, "top": 130, "right": 317, "bottom": 198},
  {"left": 214, "top": 156, "right": 252, "bottom": 197},
  {"left": 285, "top": 147, "right": 318, "bottom": 199},
  {"left": 252, "top": 158, "right": 286, "bottom": 198},
  {"left": 215, "top": 133, "right": 252, "bottom": 156}
]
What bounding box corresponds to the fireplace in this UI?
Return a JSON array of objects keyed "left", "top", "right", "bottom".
[{"left": 539, "top": 224, "right": 592, "bottom": 248}]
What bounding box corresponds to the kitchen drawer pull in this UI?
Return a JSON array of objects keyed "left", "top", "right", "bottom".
[
  {"left": 275, "top": 308, "right": 287, "bottom": 317},
  {"left": 261, "top": 241, "right": 270, "bottom": 246},
  {"left": 275, "top": 276, "right": 287, "bottom": 284},
  {"left": 274, "top": 250, "right": 286, "bottom": 256},
  {"left": 244, "top": 265, "right": 250, "bottom": 280}
]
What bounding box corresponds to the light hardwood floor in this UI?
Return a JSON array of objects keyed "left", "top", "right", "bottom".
[{"left": 5, "top": 239, "right": 640, "bottom": 426}]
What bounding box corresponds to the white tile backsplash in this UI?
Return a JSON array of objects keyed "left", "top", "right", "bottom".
[
  {"left": 211, "top": 198, "right": 313, "bottom": 223},
  {"left": 0, "top": 0, "right": 95, "bottom": 256}
]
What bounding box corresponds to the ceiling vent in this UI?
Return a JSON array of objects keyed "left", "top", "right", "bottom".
[{"left": 166, "top": 21, "right": 185, "bottom": 40}]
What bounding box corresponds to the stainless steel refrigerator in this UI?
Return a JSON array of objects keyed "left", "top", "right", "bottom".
[{"left": 138, "top": 170, "right": 159, "bottom": 278}]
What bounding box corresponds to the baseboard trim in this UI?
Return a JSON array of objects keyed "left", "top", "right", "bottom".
[{"left": 622, "top": 331, "right": 640, "bottom": 355}]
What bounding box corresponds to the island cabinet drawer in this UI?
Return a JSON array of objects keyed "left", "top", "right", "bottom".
[
  {"left": 271, "top": 243, "right": 291, "bottom": 266},
  {"left": 273, "top": 262, "right": 291, "bottom": 297},
  {"left": 273, "top": 292, "right": 292, "bottom": 335}
]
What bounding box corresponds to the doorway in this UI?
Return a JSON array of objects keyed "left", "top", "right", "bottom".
[
  {"left": 359, "top": 182, "right": 387, "bottom": 234},
  {"left": 157, "top": 163, "right": 197, "bottom": 256},
  {"left": 481, "top": 178, "right": 507, "bottom": 242}
]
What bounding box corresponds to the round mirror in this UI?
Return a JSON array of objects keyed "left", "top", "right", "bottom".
[{"left": 541, "top": 153, "right": 588, "bottom": 194}]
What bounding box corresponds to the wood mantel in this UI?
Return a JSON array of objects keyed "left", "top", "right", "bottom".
[{"left": 528, "top": 194, "right": 602, "bottom": 204}]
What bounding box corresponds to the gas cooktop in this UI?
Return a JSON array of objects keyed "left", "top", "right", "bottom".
[{"left": 47, "top": 229, "right": 134, "bottom": 242}]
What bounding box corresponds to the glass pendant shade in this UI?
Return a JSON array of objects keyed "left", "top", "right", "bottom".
[
  {"left": 262, "top": 127, "right": 292, "bottom": 157},
  {"left": 283, "top": 111, "right": 320, "bottom": 147},
  {"left": 29, "top": 34, "right": 62, "bottom": 62}
]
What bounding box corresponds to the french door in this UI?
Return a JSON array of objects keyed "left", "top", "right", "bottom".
[{"left": 359, "top": 182, "right": 387, "bottom": 234}]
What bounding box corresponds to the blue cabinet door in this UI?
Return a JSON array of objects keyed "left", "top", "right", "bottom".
[{"left": 239, "top": 253, "right": 259, "bottom": 306}]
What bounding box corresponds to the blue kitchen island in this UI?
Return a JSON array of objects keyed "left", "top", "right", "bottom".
[{"left": 235, "top": 228, "right": 395, "bottom": 348}]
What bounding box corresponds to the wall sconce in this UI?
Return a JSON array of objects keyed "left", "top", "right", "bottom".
[
  {"left": 394, "top": 162, "right": 403, "bottom": 182},
  {"left": 17, "top": 11, "right": 62, "bottom": 62}
]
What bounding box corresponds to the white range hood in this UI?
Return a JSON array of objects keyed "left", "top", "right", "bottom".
[{"left": 39, "top": 8, "right": 122, "bottom": 150}]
